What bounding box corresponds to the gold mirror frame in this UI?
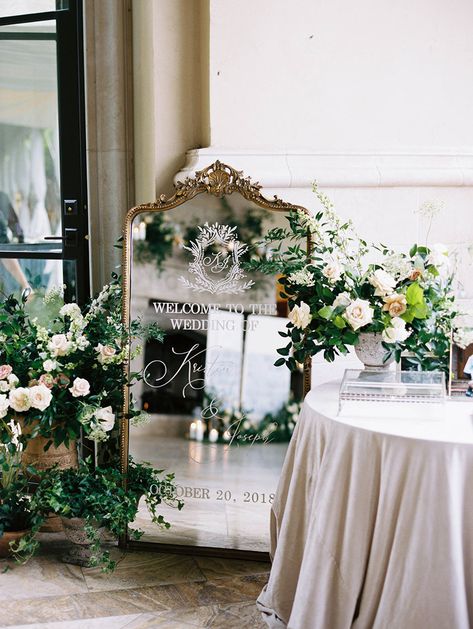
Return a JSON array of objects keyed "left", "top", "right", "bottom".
[{"left": 120, "top": 161, "right": 312, "bottom": 555}]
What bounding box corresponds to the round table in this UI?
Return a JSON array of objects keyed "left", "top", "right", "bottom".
[{"left": 257, "top": 382, "right": 473, "bottom": 629}]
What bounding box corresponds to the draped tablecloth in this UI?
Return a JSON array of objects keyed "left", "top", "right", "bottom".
[{"left": 257, "top": 382, "right": 473, "bottom": 629}]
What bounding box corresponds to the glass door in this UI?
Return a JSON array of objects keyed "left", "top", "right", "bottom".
[{"left": 0, "top": 0, "right": 88, "bottom": 304}]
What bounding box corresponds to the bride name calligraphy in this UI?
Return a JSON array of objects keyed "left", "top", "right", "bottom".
[{"left": 143, "top": 344, "right": 234, "bottom": 397}]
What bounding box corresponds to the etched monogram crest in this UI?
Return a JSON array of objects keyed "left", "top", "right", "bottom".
[{"left": 179, "top": 222, "right": 254, "bottom": 294}]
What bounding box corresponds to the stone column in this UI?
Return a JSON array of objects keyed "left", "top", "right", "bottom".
[{"left": 83, "top": 0, "right": 135, "bottom": 293}]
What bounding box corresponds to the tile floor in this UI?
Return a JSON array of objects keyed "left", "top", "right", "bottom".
[{"left": 0, "top": 533, "right": 270, "bottom": 628}]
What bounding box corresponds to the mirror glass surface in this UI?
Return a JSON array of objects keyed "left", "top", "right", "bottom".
[{"left": 128, "top": 193, "right": 304, "bottom": 552}]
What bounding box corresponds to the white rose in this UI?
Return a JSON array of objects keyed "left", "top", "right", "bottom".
[
  {"left": 0, "top": 381, "right": 10, "bottom": 393},
  {"left": 59, "top": 303, "right": 82, "bottom": 319},
  {"left": 333, "top": 292, "right": 352, "bottom": 310},
  {"left": 94, "top": 406, "right": 115, "bottom": 432},
  {"left": 344, "top": 299, "right": 374, "bottom": 331},
  {"left": 48, "top": 334, "right": 72, "bottom": 357},
  {"left": 369, "top": 269, "right": 396, "bottom": 297},
  {"left": 0, "top": 394, "right": 9, "bottom": 418},
  {"left": 288, "top": 302, "right": 312, "bottom": 330},
  {"left": 9, "top": 387, "right": 31, "bottom": 413},
  {"left": 69, "top": 377, "right": 90, "bottom": 398},
  {"left": 382, "top": 317, "right": 411, "bottom": 343},
  {"left": 95, "top": 343, "right": 117, "bottom": 365},
  {"left": 322, "top": 258, "right": 342, "bottom": 283},
  {"left": 43, "top": 359, "right": 58, "bottom": 373},
  {"left": 29, "top": 384, "right": 53, "bottom": 411},
  {"left": 7, "top": 374, "right": 19, "bottom": 388}
]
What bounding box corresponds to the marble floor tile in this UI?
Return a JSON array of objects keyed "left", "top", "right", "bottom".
[
  {"left": 82, "top": 551, "right": 205, "bottom": 592},
  {"left": 119, "top": 612, "right": 201, "bottom": 628},
  {"left": 153, "top": 600, "right": 266, "bottom": 628},
  {"left": 0, "top": 554, "right": 88, "bottom": 601},
  {"left": 0, "top": 587, "right": 172, "bottom": 627},
  {"left": 10, "top": 615, "right": 142, "bottom": 629},
  {"left": 10, "top": 613, "right": 200, "bottom": 629},
  {"left": 194, "top": 556, "right": 270, "bottom": 580},
  {"left": 173, "top": 573, "right": 268, "bottom": 609}
]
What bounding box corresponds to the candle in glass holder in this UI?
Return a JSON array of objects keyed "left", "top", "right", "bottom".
[
  {"left": 138, "top": 221, "right": 146, "bottom": 240},
  {"left": 209, "top": 428, "right": 219, "bottom": 443},
  {"left": 189, "top": 422, "right": 197, "bottom": 440},
  {"left": 195, "top": 420, "right": 204, "bottom": 442}
]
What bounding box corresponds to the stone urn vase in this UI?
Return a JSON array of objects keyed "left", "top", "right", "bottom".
[
  {"left": 0, "top": 530, "right": 31, "bottom": 558},
  {"left": 355, "top": 332, "right": 394, "bottom": 370},
  {"left": 61, "top": 517, "right": 107, "bottom": 566}
]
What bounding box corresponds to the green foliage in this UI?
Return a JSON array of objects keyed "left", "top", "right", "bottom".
[
  {"left": 134, "top": 213, "right": 176, "bottom": 272},
  {"left": 32, "top": 457, "right": 183, "bottom": 572}
]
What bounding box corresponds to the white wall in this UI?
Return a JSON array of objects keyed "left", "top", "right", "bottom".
[{"left": 209, "top": 0, "right": 473, "bottom": 152}]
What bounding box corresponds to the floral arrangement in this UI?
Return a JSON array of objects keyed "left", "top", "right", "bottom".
[
  {"left": 246, "top": 184, "right": 461, "bottom": 373},
  {"left": 0, "top": 275, "right": 162, "bottom": 448}
]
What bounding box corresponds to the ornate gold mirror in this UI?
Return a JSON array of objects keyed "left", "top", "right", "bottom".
[{"left": 121, "top": 162, "right": 311, "bottom": 558}]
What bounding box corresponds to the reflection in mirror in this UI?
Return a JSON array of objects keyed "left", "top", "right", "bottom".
[
  {"left": 451, "top": 325, "right": 473, "bottom": 397},
  {"left": 127, "top": 192, "right": 306, "bottom": 553}
]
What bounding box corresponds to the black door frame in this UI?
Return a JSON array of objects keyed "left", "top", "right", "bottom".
[{"left": 0, "top": 0, "right": 89, "bottom": 304}]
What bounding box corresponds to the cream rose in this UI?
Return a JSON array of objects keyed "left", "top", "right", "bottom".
[
  {"left": 43, "top": 359, "right": 58, "bottom": 373},
  {"left": 48, "top": 334, "right": 72, "bottom": 357},
  {"left": 369, "top": 269, "right": 396, "bottom": 297},
  {"left": 69, "top": 377, "right": 90, "bottom": 398},
  {"left": 322, "top": 258, "right": 342, "bottom": 284},
  {"left": 382, "top": 293, "right": 407, "bottom": 317},
  {"left": 94, "top": 406, "right": 115, "bottom": 432},
  {"left": 95, "top": 343, "right": 117, "bottom": 365},
  {"left": 29, "top": 384, "right": 53, "bottom": 411},
  {"left": 344, "top": 299, "right": 374, "bottom": 331},
  {"left": 0, "top": 365, "right": 12, "bottom": 380},
  {"left": 0, "top": 381, "right": 9, "bottom": 393},
  {"left": 288, "top": 302, "right": 312, "bottom": 330},
  {"left": 333, "top": 292, "right": 351, "bottom": 309},
  {"left": 0, "top": 394, "right": 9, "bottom": 418},
  {"left": 7, "top": 374, "right": 19, "bottom": 388},
  {"left": 382, "top": 317, "right": 411, "bottom": 343},
  {"left": 9, "top": 387, "right": 31, "bottom": 413}
]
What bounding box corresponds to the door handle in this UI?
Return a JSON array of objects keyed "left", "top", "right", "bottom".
[{"left": 44, "top": 228, "right": 78, "bottom": 247}]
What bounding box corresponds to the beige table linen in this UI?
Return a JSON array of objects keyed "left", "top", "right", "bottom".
[{"left": 257, "top": 383, "right": 473, "bottom": 629}]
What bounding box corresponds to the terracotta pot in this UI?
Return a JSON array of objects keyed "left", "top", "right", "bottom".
[
  {"left": 61, "top": 517, "right": 107, "bottom": 566},
  {"left": 0, "top": 530, "right": 30, "bottom": 559},
  {"left": 355, "top": 332, "right": 395, "bottom": 370}
]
